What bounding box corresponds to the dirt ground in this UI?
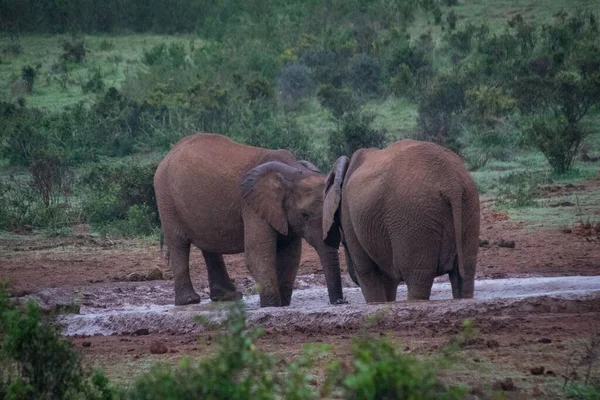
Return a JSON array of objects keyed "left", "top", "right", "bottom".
[{"left": 1, "top": 178, "right": 600, "bottom": 398}]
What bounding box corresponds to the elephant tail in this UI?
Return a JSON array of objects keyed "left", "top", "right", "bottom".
[{"left": 450, "top": 193, "right": 466, "bottom": 280}]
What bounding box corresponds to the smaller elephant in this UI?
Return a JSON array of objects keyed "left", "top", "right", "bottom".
[
  {"left": 323, "top": 139, "right": 480, "bottom": 302},
  {"left": 154, "top": 133, "right": 344, "bottom": 307}
]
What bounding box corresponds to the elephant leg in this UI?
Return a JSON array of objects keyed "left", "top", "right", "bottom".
[
  {"left": 383, "top": 280, "right": 399, "bottom": 302},
  {"left": 202, "top": 251, "right": 242, "bottom": 302},
  {"left": 405, "top": 264, "right": 437, "bottom": 301},
  {"left": 449, "top": 256, "right": 475, "bottom": 299},
  {"left": 243, "top": 210, "right": 281, "bottom": 307},
  {"left": 276, "top": 236, "right": 302, "bottom": 306},
  {"left": 167, "top": 234, "right": 201, "bottom": 306},
  {"left": 449, "top": 257, "right": 463, "bottom": 299}
]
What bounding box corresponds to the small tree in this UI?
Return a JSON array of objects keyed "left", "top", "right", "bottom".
[
  {"left": 21, "top": 65, "right": 36, "bottom": 93},
  {"left": 328, "top": 111, "right": 388, "bottom": 160}
]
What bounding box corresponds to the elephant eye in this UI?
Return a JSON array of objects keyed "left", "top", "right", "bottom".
[{"left": 301, "top": 211, "right": 310, "bottom": 220}]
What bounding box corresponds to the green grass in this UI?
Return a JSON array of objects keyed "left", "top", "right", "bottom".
[
  {"left": 0, "top": 34, "right": 196, "bottom": 110},
  {"left": 407, "top": 0, "right": 600, "bottom": 41}
]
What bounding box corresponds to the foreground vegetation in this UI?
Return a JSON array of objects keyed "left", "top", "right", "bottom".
[
  {"left": 1, "top": 0, "right": 600, "bottom": 236},
  {"left": 0, "top": 287, "right": 469, "bottom": 399}
]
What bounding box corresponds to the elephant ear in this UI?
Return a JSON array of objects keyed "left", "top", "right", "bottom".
[
  {"left": 323, "top": 156, "right": 349, "bottom": 241},
  {"left": 241, "top": 162, "right": 303, "bottom": 236},
  {"left": 295, "top": 160, "right": 320, "bottom": 173}
]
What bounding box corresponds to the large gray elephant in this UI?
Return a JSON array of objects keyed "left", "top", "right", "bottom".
[
  {"left": 323, "top": 139, "right": 480, "bottom": 302},
  {"left": 154, "top": 133, "right": 344, "bottom": 307}
]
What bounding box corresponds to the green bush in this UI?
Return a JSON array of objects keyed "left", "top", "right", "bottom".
[
  {"left": 317, "top": 84, "right": 358, "bottom": 119},
  {"left": 82, "top": 69, "right": 105, "bottom": 94},
  {"left": 337, "top": 335, "right": 466, "bottom": 400},
  {"left": 496, "top": 171, "right": 545, "bottom": 208},
  {"left": 525, "top": 112, "right": 586, "bottom": 174},
  {"left": 348, "top": 54, "right": 382, "bottom": 96},
  {"left": 447, "top": 10, "right": 457, "bottom": 30},
  {"left": 79, "top": 161, "right": 160, "bottom": 235},
  {"left": 21, "top": 65, "right": 36, "bottom": 93},
  {"left": 328, "top": 111, "right": 388, "bottom": 160},
  {"left": 61, "top": 39, "right": 86, "bottom": 63},
  {"left": 0, "top": 287, "right": 117, "bottom": 399}
]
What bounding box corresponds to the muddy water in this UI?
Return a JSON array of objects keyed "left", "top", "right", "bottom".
[{"left": 24, "top": 276, "right": 600, "bottom": 336}]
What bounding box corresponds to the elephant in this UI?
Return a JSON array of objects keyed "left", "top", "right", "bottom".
[
  {"left": 154, "top": 133, "right": 344, "bottom": 307},
  {"left": 322, "top": 139, "right": 480, "bottom": 303}
]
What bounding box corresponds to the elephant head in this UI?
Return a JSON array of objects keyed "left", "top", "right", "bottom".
[{"left": 241, "top": 161, "right": 345, "bottom": 304}]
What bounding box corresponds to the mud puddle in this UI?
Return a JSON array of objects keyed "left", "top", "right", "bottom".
[{"left": 25, "top": 276, "right": 597, "bottom": 337}]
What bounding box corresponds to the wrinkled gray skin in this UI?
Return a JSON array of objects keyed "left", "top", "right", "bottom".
[
  {"left": 323, "top": 139, "right": 480, "bottom": 302},
  {"left": 154, "top": 133, "right": 344, "bottom": 307}
]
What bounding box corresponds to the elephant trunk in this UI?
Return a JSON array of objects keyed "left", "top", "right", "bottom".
[{"left": 315, "top": 244, "right": 345, "bottom": 304}]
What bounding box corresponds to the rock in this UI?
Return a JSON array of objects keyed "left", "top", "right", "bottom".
[
  {"left": 486, "top": 340, "right": 500, "bottom": 348},
  {"left": 496, "top": 239, "right": 516, "bottom": 249},
  {"left": 492, "top": 378, "right": 516, "bottom": 391},
  {"left": 126, "top": 272, "right": 145, "bottom": 282},
  {"left": 146, "top": 266, "right": 164, "bottom": 281},
  {"left": 531, "top": 366, "right": 545, "bottom": 375},
  {"left": 150, "top": 341, "right": 168, "bottom": 354},
  {"left": 133, "top": 328, "right": 150, "bottom": 336},
  {"left": 82, "top": 341, "right": 92, "bottom": 348},
  {"left": 538, "top": 338, "right": 552, "bottom": 344}
]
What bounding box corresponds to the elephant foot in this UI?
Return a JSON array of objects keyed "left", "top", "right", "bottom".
[
  {"left": 210, "top": 290, "right": 243, "bottom": 302},
  {"left": 175, "top": 289, "right": 201, "bottom": 306}
]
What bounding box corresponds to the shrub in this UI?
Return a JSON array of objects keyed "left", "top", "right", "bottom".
[
  {"left": 348, "top": 54, "right": 382, "bottom": 96},
  {"left": 317, "top": 84, "right": 358, "bottom": 119},
  {"left": 415, "top": 73, "right": 467, "bottom": 152},
  {"left": 496, "top": 171, "right": 545, "bottom": 208},
  {"left": 21, "top": 65, "right": 36, "bottom": 93},
  {"left": 0, "top": 286, "right": 116, "bottom": 399},
  {"left": 328, "top": 111, "right": 388, "bottom": 160},
  {"left": 433, "top": 7, "right": 443, "bottom": 25},
  {"left": 99, "top": 39, "right": 115, "bottom": 51},
  {"left": 125, "top": 302, "right": 279, "bottom": 399},
  {"left": 82, "top": 69, "right": 105, "bottom": 94},
  {"left": 525, "top": 112, "right": 587, "bottom": 174},
  {"left": 337, "top": 335, "right": 466, "bottom": 400},
  {"left": 61, "top": 39, "right": 86, "bottom": 63},
  {"left": 278, "top": 63, "right": 313, "bottom": 107},
  {"left": 246, "top": 78, "right": 275, "bottom": 102},
  {"left": 79, "top": 161, "right": 160, "bottom": 233},
  {"left": 444, "top": 0, "right": 458, "bottom": 6},
  {"left": 447, "top": 10, "right": 457, "bottom": 30},
  {"left": 2, "top": 43, "right": 22, "bottom": 56}
]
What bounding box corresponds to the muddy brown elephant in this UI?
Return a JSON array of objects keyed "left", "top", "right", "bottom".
[
  {"left": 154, "top": 133, "right": 344, "bottom": 307},
  {"left": 323, "top": 139, "right": 480, "bottom": 302}
]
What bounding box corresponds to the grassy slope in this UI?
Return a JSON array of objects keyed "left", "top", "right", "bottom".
[{"left": 1, "top": 0, "right": 599, "bottom": 227}]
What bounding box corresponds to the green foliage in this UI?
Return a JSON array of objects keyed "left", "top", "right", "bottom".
[
  {"left": 126, "top": 303, "right": 276, "bottom": 399},
  {"left": 525, "top": 112, "right": 586, "bottom": 174},
  {"left": 278, "top": 64, "right": 313, "bottom": 108},
  {"left": 348, "top": 54, "right": 382, "bottom": 96},
  {"left": 447, "top": 10, "right": 457, "bottom": 30},
  {"left": 337, "top": 334, "right": 466, "bottom": 400},
  {"left": 61, "top": 39, "right": 86, "bottom": 63},
  {"left": 566, "top": 383, "right": 600, "bottom": 400},
  {"left": 21, "top": 65, "right": 36, "bottom": 93},
  {"left": 79, "top": 161, "right": 159, "bottom": 235},
  {"left": 82, "top": 68, "right": 105, "bottom": 94},
  {"left": 0, "top": 286, "right": 117, "bottom": 399},
  {"left": 328, "top": 111, "right": 388, "bottom": 159},
  {"left": 415, "top": 72, "right": 467, "bottom": 151},
  {"left": 317, "top": 84, "right": 358, "bottom": 119},
  {"left": 496, "top": 171, "right": 545, "bottom": 208}
]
